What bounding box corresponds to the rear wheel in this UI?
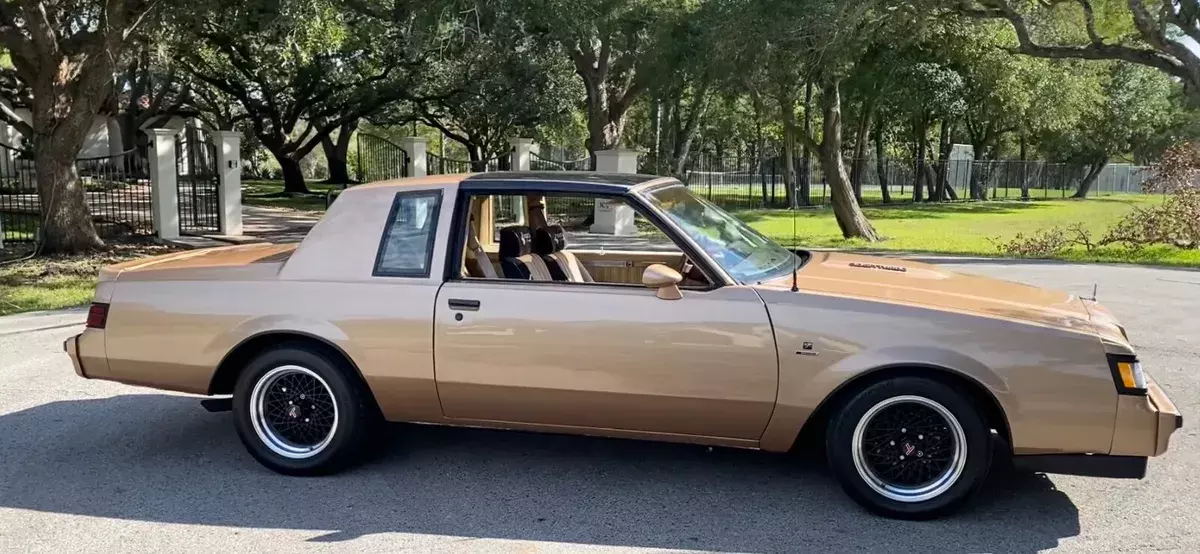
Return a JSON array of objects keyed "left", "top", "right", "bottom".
[
  {"left": 232, "top": 344, "right": 374, "bottom": 475},
  {"left": 826, "top": 377, "right": 992, "bottom": 519}
]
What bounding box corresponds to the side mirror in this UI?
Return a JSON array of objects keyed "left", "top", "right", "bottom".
[{"left": 643, "top": 264, "right": 683, "bottom": 300}]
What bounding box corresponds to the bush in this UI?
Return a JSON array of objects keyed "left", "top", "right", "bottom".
[{"left": 996, "top": 142, "right": 1200, "bottom": 256}]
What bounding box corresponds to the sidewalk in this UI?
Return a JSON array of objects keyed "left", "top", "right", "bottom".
[
  {"left": 0, "top": 306, "right": 86, "bottom": 336},
  {"left": 242, "top": 205, "right": 321, "bottom": 243}
]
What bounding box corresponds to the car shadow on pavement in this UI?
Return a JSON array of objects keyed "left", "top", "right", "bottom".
[{"left": 0, "top": 394, "right": 1080, "bottom": 553}]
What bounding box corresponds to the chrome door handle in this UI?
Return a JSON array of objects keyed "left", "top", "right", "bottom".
[{"left": 447, "top": 298, "right": 480, "bottom": 311}]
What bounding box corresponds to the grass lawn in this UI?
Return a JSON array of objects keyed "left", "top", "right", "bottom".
[
  {"left": 741, "top": 194, "right": 1200, "bottom": 267},
  {"left": 0, "top": 241, "right": 179, "bottom": 316},
  {"left": 242, "top": 180, "right": 344, "bottom": 212}
]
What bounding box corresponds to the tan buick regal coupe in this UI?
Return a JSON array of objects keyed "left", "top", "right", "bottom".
[{"left": 65, "top": 172, "right": 1182, "bottom": 519}]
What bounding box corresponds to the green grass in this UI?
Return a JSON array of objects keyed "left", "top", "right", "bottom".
[
  {"left": 242, "top": 180, "right": 343, "bottom": 212},
  {"left": 741, "top": 194, "right": 1200, "bottom": 267},
  {"left": 0, "top": 242, "right": 180, "bottom": 316}
]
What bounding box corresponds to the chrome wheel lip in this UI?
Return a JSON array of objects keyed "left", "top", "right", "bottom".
[
  {"left": 850, "top": 395, "right": 967, "bottom": 504},
  {"left": 249, "top": 365, "right": 339, "bottom": 460}
]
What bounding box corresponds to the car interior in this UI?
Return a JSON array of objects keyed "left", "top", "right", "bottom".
[{"left": 459, "top": 193, "right": 712, "bottom": 288}]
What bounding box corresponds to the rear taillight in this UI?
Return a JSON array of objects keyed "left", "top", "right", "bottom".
[{"left": 86, "top": 303, "right": 109, "bottom": 329}]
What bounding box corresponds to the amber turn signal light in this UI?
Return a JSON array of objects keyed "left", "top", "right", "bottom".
[{"left": 1107, "top": 354, "right": 1147, "bottom": 395}]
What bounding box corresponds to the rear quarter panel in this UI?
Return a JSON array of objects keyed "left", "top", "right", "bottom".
[
  {"left": 102, "top": 179, "right": 460, "bottom": 423},
  {"left": 756, "top": 289, "right": 1118, "bottom": 456}
]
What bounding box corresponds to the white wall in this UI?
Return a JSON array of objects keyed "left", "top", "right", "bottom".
[{"left": 3, "top": 102, "right": 113, "bottom": 157}]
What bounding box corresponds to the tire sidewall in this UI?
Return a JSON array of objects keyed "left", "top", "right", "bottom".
[
  {"left": 233, "top": 346, "right": 363, "bottom": 475},
  {"left": 827, "top": 377, "right": 992, "bottom": 519}
]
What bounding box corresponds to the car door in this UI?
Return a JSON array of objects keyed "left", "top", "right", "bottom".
[{"left": 433, "top": 276, "right": 778, "bottom": 441}]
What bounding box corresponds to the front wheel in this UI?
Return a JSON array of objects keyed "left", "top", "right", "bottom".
[
  {"left": 826, "top": 377, "right": 992, "bottom": 519},
  {"left": 232, "top": 344, "right": 374, "bottom": 475}
]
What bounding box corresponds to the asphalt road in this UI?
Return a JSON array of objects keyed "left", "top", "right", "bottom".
[{"left": 0, "top": 259, "right": 1197, "bottom": 553}]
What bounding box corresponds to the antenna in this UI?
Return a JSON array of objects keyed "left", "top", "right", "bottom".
[{"left": 790, "top": 181, "right": 799, "bottom": 292}]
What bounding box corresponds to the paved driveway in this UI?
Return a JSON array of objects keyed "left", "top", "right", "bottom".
[{"left": 0, "top": 260, "right": 1196, "bottom": 553}]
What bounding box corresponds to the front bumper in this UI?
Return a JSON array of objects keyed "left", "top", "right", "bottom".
[
  {"left": 1015, "top": 380, "right": 1183, "bottom": 479},
  {"left": 1111, "top": 380, "right": 1183, "bottom": 457}
]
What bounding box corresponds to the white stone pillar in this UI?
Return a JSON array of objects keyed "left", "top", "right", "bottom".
[
  {"left": 398, "top": 137, "right": 427, "bottom": 177},
  {"left": 214, "top": 130, "right": 243, "bottom": 235},
  {"left": 145, "top": 128, "right": 180, "bottom": 239},
  {"left": 590, "top": 148, "right": 641, "bottom": 235},
  {"left": 510, "top": 138, "right": 533, "bottom": 171},
  {"left": 595, "top": 148, "right": 641, "bottom": 174}
]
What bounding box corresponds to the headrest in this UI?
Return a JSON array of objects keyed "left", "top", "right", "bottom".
[
  {"left": 533, "top": 225, "right": 567, "bottom": 256},
  {"left": 499, "top": 226, "right": 532, "bottom": 258}
]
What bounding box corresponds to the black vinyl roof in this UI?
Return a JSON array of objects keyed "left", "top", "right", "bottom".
[{"left": 463, "top": 171, "right": 663, "bottom": 187}]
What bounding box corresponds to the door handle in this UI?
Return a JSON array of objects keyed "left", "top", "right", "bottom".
[{"left": 447, "top": 298, "right": 481, "bottom": 311}]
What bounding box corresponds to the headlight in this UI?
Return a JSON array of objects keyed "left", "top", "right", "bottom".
[{"left": 1107, "top": 354, "right": 1147, "bottom": 395}]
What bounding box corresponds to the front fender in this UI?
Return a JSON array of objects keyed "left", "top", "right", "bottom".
[{"left": 758, "top": 343, "right": 1012, "bottom": 452}]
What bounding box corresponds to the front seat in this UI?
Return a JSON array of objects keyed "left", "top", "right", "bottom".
[
  {"left": 498, "top": 226, "right": 554, "bottom": 281},
  {"left": 534, "top": 225, "right": 594, "bottom": 283}
]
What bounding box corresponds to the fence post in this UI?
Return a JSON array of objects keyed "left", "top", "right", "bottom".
[
  {"left": 145, "top": 128, "right": 180, "bottom": 240},
  {"left": 398, "top": 137, "right": 427, "bottom": 177},
  {"left": 214, "top": 130, "right": 243, "bottom": 235},
  {"left": 510, "top": 138, "right": 533, "bottom": 171},
  {"left": 591, "top": 149, "right": 639, "bottom": 235}
]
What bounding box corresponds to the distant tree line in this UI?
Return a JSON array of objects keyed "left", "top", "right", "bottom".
[{"left": 1, "top": 0, "right": 1197, "bottom": 251}]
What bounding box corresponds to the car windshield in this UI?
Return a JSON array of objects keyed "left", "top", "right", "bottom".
[{"left": 642, "top": 183, "right": 799, "bottom": 283}]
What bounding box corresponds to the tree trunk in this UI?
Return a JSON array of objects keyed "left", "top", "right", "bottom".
[
  {"left": 875, "top": 119, "right": 891, "bottom": 204},
  {"left": 30, "top": 102, "right": 104, "bottom": 253},
  {"left": 1072, "top": 158, "right": 1107, "bottom": 198},
  {"left": 912, "top": 117, "right": 926, "bottom": 203},
  {"left": 671, "top": 82, "right": 710, "bottom": 178},
  {"left": 751, "top": 92, "right": 767, "bottom": 205},
  {"left": 1019, "top": 133, "right": 1030, "bottom": 200},
  {"left": 320, "top": 120, "right": 357, "bottom": 185},
  {"left": 780, "top": 88, "right": 799, "bottom": 208},
  {"left": 934, "top": 120, "right": 951, "bottom": 201},
  {"left": 278, "top": 155, "right": 308, "bottom": 194},
  {"left": 818, "top": 81, "right": 879, "bottom": 242},
  {"left": 800, "top": 81, "right": 813, "bottom": 205},
  {"left": 849, "top": 99, "right": 875, "bottom": 203},
  {"left": 33, "top": 141, "right": 104, "bottom": 253}
]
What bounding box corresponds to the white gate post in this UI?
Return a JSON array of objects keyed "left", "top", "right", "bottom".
[
  {"left": 590, "top": 148, "right": 641, "bottom": 235},
  {"left": 214, "top": 130, "right": 243, "bottom": 235},
  {"left": 145, "top": 128, "right": 180, "bottom": 240},
  {"left": 510, "top": 138, "right": 533, "bottom": 171},
  {"left": 398, "top": 137, "right": 427, "bottom": 177}
]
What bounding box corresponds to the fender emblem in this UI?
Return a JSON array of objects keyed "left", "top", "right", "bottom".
[
  {"left": 849, "top": 262, "right": 907, "bottom": 272},
  {"left": 796, "top": 342, "right": 819, "bottom": 356}
]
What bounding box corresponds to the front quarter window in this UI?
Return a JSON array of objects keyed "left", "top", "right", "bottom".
[
  {"left": 643, "top": 183, "right": 798, "bottom": 283},
  {"left": 374, "top": 190, "right": 442, "bottom": 277}
]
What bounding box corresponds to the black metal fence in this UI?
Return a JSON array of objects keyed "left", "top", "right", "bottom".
[
  {"left": 531, "top": 151, "right": 593, "bottom": 171},
  {"left": 426, "top": 152, "right": 508, "bottom": 175},
  {"left": 176, "top": 128, "right": 221, "bottom": 235},
  {"left": 668, "top": 155, "right": 1153, "bottom": 211},
  {"left": 355, "top": 134, "right": 409, "bottom": 183},
  {"left": 1, "top": 143, "right": 154, "bottom": 244}
]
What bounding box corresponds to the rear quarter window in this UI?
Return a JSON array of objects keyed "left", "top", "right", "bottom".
[{"left": 373, "top": 190, "right": 442, "bottom": 277}]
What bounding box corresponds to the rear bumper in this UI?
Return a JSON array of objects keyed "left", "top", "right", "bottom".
[{"left": 64, "top": 334, "right": 87, "bottom": 378}]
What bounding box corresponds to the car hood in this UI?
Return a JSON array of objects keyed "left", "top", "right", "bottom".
[{"left": 755, "top": 251, "right": 1099, "bottom": 334}]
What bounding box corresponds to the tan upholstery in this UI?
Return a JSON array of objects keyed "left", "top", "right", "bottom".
[
  {"left": 547, "top": 251, "right": 594, "bottom": 283},
  {"left": 465, "top": 223, "right": 498, "bottom": 279},
  {"left": 518, "top": 254, "right": 555, "bottom": 281}
]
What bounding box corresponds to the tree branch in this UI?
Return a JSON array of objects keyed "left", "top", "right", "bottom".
[{"left": 962, "top": 0, "right": 1187, "bottom": 79}]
